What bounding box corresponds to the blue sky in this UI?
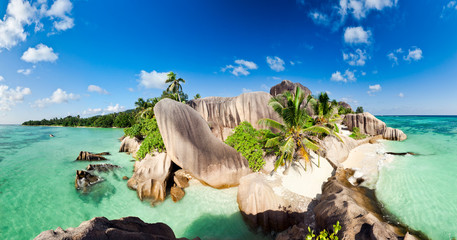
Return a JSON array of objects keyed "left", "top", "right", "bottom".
[{"left": 1, "top": 0, "right": 457, "bottom": 124}]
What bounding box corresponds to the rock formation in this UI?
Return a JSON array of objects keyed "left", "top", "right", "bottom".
[
  {"left": 344, "top": 113, "right": 407, "bottom": 141},
  {"left": 270, "top": 80, "right": 312, "bottom": 98},
  {"left": 34, "top": 216, "right": 198, "bottom": 240},
  {"left": 154, "top": 98, "right": 251, "bottom": 188},
  {"left": 75, "top": 170, "right": 101, "bottom": 189},
  {"left": 337, "top": 101, "right": 352, "bottom": 111},
  {"left": 86, "top": 164, "right": 120, "bottom": 172},
  {"left": 187, "top": 92, "right": 281, "bottom": 140},
  {"left": 76, "top": 151, "right": 107, "bottom": 161},
  {"left": 119, "top": 136, "right": 142, "bottom": 156},
  {"left": 237, "top": 173, "right": 314, "bottom": 232},
  {"left": 170, "top": 186, "right": 185, "bottom": 202},
  {"left": 321, "top": 135, "right": 374, "bottom": 168},
  {"left": 313, "top": 168, "right": 402, "bottom": 240},
  {"left": 127, "top": 153, "right": 172, "bottom": 202}
]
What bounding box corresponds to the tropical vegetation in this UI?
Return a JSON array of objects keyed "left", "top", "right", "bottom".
[
  {"left": 309, "top": 92, "right": 341, "bottom": 130},
  {"left": 349, "top": 127, "right": 367, "bottom": 140},
  {"left": 306, "top": 221, "right": 341, "bottom": 240},
  {"left": 258, "top": 87, "right": 342, "bottom": 172},
  {"left": 356, "top": 106, "right": 364, "bottom": 113},
  {"left": 225, "top": 121, "right": 277, "bottom": 172},
  {"left": 165, "top": 71, "right": 186, "bottom": 102}
]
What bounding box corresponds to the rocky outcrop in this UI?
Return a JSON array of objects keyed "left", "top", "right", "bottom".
[
  {"left": 321, "top": 135, "right": 373, "bottom": 167},
  {"left": 119, "top": 136, "right": 142, "bottom": 156},
  {"left": 187, "top": 92, "right": 281, "bottom": 137},
  {"left": 86, "top": 164, "right": 120, "bottom": 172},
  {"left": 76, "top": 151, "right": 107, "bottom": 161},
  {"left": 154, "top": 98, "right": 251, "bottom": 188},
  {"left": 237, "top": 173, "right": 314, "bottom": 232},
  {"left": 338, "top": 101, "right": 352, "bottom": 111},
  {"left": 173, "top": 169, "right": 191, "bottom": 188},
  {"left": 344, "top": 113, "right": 407, "bottom": 141},
  {"left": 314, "top": 169, "right": 402, "bottom": 240},
  {"left": 127, "top": 153, "right": 172, "bottom": 202},
  {"left": 34, "top": 216, "right": 198, "bottom": 240},
  {"left": 270, "top": 80, "right": 312, "bottom": 98},
  {"left": 170, "top": 186, "right": 185, "bottom": 202},
  {"left": 75, "top": 170, "right": 101, "bottom": 189}
]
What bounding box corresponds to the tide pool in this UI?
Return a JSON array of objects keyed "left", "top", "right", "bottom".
[
  {"left": 376, "top": 116, "right": 457, "bottom": 240},
  {"left": 0, "top": 125, "right": 268, "bottom": 240}
]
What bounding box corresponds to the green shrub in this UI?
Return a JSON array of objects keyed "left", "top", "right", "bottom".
[
  {"left": 349, "top": 127, "right": 367, "bottom": 140},
  {"left": 225, "top": 122, "right": 267, "bottom": 172},
  {"left": 338, "top": 106, "right": 353, "bottom": 115},
  {"left": 124, "top": 118, "right": 165, "bottom": 159},
  {"left": 306, "top": 221, "right": 341, "bottom": 240},
  {"left": 136, "top": 133, "right": 165, "bottom": 159},
  {"left": 356, "top": 106, "right": 364, "bottom": 113},
  {"left": 124, "top": 123, "right": 142, "bottom": 138}
]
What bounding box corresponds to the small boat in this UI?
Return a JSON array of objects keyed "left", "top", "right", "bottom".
[{"left": 49, "top": 134, "right": 55, "bottom": 137}]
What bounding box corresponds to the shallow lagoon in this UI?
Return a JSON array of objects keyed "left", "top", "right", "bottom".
[{"left": 0, "top": 125, "right": 268, "bottom": 240}]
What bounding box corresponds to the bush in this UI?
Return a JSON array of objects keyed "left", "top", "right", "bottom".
[
  {"left": 225, "top": 122, "right": 267, "bottom": 172},
  {"left": 306, "top": 221, "right": 341, "bottom": 240},
  {"left": 136, "top": 133, "right": 165, "bottom": 159},
  {"left": 124, "top": 117, "right": 165, "bottom": 159},
  {"left": 338, "top": 106, "right": 353, "bottom": 115},
  {"left": 356, "top": 106, "right": 364, "bottom": 113},
  {"left": 349, "top": 127, "right": 367, "bottom": 140}
]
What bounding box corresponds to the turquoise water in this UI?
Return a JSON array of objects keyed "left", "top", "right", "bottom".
[
  {"left": 376, "top": 116, "right": 457, "bottom": 240},
  {"left": 0, "top": 125, "right": 268, "bottom": 240}
]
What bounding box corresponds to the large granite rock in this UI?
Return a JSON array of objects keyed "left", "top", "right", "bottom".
[
  {"left": 270, "top": 80, "right": 312, "bottom": 98},
  {"left": 237, "top": 173, "right": 314, "bottom": 232},
  {"left": 338, "top": 101, "right": 352, "bottom": 111},
  {"left": 154, "top": 98, "right": 251, "bottom": 188},
  {"left": 314, "top": 169, "right": 401, "bottom": 240},
  {"left": 187, "top": 92, "right": 281, "bottom": 139},
  {"left": 127, "top": 153, "right": 172, "bottom": 202},
  {"left": 344, "top": 113, "right": 407, "bottom": 141},
  {"left": 119, "top": 136, "right": 142, "bottom": 156},
  {"left": 34, "top": 216, "right": 198, "bottom": 240},
  {"left": 321, "top": 135, "right": 372, "bottom": 168}
]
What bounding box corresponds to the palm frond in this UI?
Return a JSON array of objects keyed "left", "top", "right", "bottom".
[{"left": 258, "top": 118, "right": 285, "bottom": 132}]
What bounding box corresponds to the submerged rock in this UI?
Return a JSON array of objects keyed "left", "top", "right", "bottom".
[
  {"left": 75, "top": 170, "right": 101, "bottom": 189},
  {"left": 155, "top": 98, "right": 251, "bottom": 188},
  {"left": 127, "top": 153, "right": 172, "bottom": 202},
  {"left": 76, "top": 151, "right": 107, "bottom": 161},
  {"left": 86, "top": 163, "right": 120, "bottom": 172},
  {"left": 34, "top": 216, "right": 199, "bottom": 240}
]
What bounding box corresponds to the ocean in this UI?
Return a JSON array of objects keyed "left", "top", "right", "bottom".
[
  {"left": 0, "top": 125, "right": 267, "bottom": 240},
  {"left": 376, "top": 116, "right": 457, "bottom": 240}
]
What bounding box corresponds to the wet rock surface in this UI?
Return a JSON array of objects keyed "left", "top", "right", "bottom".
[
  {"left": 76, "top": 151, "right": 108, "bottom": 161},
  {"left": 75, "top": 170, "right": 101, "bottom": 189},
  {"left": 34, "top": 216, "right": 199, "bottom": 240},
  {"left": 86, "top": 163, "right": 120, "bottom": 172}
]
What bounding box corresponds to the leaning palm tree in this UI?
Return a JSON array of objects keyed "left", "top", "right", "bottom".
[
  {"left": 165, "top": 72, "right": 186, "bottom": 102},
  {"left": 309, "top": 92, "right": 340, "bottom": 128},
  {"left": 258, "top": 87, "right": 342, "bottom": 172}
]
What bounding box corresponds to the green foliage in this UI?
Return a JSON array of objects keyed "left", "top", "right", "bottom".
[
  {"left": 193, "top": 93, "right": 201, "bottom": 99},
  {"left": 338, "top": 106, "right": 353, "bottom": 115},
  {"left": 225, "top": 122, "right": 271, "bottom": 172},
  {"left": 136, "top": 132, "right": 165, "bottom": 159},
  {"left": 165, "top": 72, "right": 186, "bottom": 102},
  {"left": 306, "top": 221, "right": 341, "bottom": 240},
  {"left": 124, "top": 118, "right": 165, "bottom": 160},
  {"left": 356, "top": 106, "right": 364, "bottom": 113},
  {"left": 22, "top": 111, "right": 136, "bottom": 128},
  {"left": 349, "top": 127, "right": 367, "bottom": 140}
]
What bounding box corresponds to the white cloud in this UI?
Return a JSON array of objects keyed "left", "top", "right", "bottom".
[
  {"left": 222, "top": 59, "right": 258, "bottom": 76},
  {"left": 367, "top": 84, "right": 382, "bottom": 95},
  {"left": 344, "top": 26, "right": 371, "bottom": 44},
  {"left": 82, "top": 108, "right": 102, "bottom": 115},
  {"left": 0, "top": 76, "right": 4, "bottom": 82},
  {"left": 339, "top": 0, "right": 397, "bottom": 20},
  {"left": 0, "top": 0, "right": 37, "bottom": 50},
  {"left": 21, "top": 44, "right": 58, "bottom": 63},
  {"left": 242, "top": 88, "right": 252, "bottom": 93},
  {"left": 17, "top": 68, "right": 32, "bottom": 75},
  {"left": 128, "top": 87, "right": 135, "bottom": 92},
  {"left": 343, "top": 49, "right": 367, "bottom": 66},
  {"left": 46, "top": 0, "right": 74, "bottom": 31},
  {"left": 0, "top": 84, "right": 31, "bottom": 111},
  {"left": 404, "top": 47, "right": 423, "bottom": 62},
  {"left": 441, "top": 1, "right": 457, "bottom": 18},
  {"left": 87, "top": 85, "right": 108, "bottom": 94},
  {"left": 266, "top": 56, "right": 285, "bottom": 72},
  {"left": 387, "top": 52, "right": 398, "bottom": 66},
  {"left": 340, "top": 96, "right": 359, "bottom": 106},
  {"left": 33, "top": 88, "right": 79, "bottom": 108},
  {"left": 398, "top": 92, "right": 404, "bottom": 98},
  {"left": 272, "top": 76, "right": 282, "bottom": 81},
  {"left": 105, "top": 103, "right": 125, "bottom": 113},
  {"left": 309, "top": 11, "right": 330, "bottom": 25},
  {"left": 138, "top": 70, "right": 169, "bottom": 89},
  {"left": 331, "top": 69, "right": 357, "bottom": 83},
  {"left": 361, "top": 71, "right": 366, "bottom": 76}
]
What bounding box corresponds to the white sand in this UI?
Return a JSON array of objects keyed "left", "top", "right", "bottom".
[
  {"left": 342, "top": 141, "right": 393, "bottom": 188},
  {"left": 271, "top": 151, "right": 334, "bottom": 199}
]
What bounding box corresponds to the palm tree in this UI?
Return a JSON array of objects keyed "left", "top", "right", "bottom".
[
  {"left": 193, "top": 93, "right": 201, "bottom": 99},
  {"left": 135, "top": 98, "right": 148, "bottom": 110},
  {"left": 258, "top": 87, "right": 342, "bottom": 172},
  {"left": 165, "top": 72, "right": 186, "bottom": 102},
  {"left": 309, "top": 92, "right": 340, "bottom": 127}
]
